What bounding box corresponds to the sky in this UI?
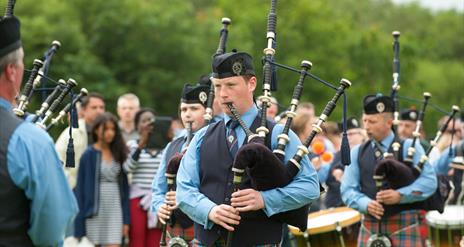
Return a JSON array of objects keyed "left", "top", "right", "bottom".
[{"left": 391, "top": 0, "right": 464, "bottom": 12}]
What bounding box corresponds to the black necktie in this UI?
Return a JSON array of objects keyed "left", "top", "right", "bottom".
[
  {"left": 373, "top": 141, "right": 385, "bottom": 160},
  {"left": 227, "top": 120, "right": 239, "bottom": 156}
]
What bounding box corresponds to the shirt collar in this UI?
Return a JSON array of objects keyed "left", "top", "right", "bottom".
[
  {"left": 0, "top": 97, "right": 13, "bottom": 111},
  {"left": 223, "top": 104, "right": 258, "bottom": 129},
  {"left": 380, "top": 131, "right": 395, "bottom": 149},
  {"left": 213, "top": 114, "right": 224, "bottom": 123},
  {"left": 176, "top": 128, "right": 200, "bottom": 138}
]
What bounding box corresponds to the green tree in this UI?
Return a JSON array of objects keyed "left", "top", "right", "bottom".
[{"left": 12, "top": 0, "right": 463, "bottom": 138}]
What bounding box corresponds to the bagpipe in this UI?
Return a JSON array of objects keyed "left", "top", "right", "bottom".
[
  {"left": 371, "top": 30, "right": 417, "bottom": 194},
  {"left": 159, "top": 122, "right": 193, "bottom": 247},
  {"left": 45, "top": 88, "right": 88, "bottom": 131},
  {"left": 159, "top": 17, "right": 232, "bottom": 247},
  {"left": 226, "top": 78, "right": 351, "bottom": 244},
  {"left": 387, "top": 31, "right": 403, "bottom": 162},
  {"left": 403, "top": 92, "right": 432, "bottom": 166},
  {"left": 30, "top": 78, "right": 67, "bottom": 123},
  {"left": 367, "top": 173, "right": 393, "bottom": 247},
  {"left": 13, "top": 40, "right": 86, "bottom": 131},
  {"left": 391, "top": 31, "right": 401, "bottom": 134},
  {"left": 34, "top": 78, "right": 78, "bottom": 128},
  {"left": 3, "top": 0, "right": 15, "bottom": 17},
  {"left": 13, "top": 40, "right": 62, "bottom": 118},
  {"left": 4, "top": 0, "right": 86, "bottom": 131},
  {"left": 373, "top": 31, "right": 460, "bottom": 214},
  {"left": 415, "top": 106, "right": 460, "bottom": 175},
  {"left": 203, "top": 17, "right": 231, "bottom": 124},
  {"left": 13, "top": 58, "right": 44, "bottom": 117},
  {"left": 4, "top": 0, "right": 88, "bottom": 168},
  {"left": 372, "top": 105, "right": 459, "bottom": 210},
  {"left": 369, "top": 106, "right": 459, "bottom": 247},
  {"left": 225, "top": 2, "right": 352, "bottom": 246}
]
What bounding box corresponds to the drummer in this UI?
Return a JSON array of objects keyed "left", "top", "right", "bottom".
[{"left": 340, "top": 94, "right": 437, "bottom": 246}]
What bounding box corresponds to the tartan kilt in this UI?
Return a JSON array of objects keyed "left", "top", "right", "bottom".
[
  {"left": 358, "top": 210, "right": 424, "bottom": 247},
  {"left": 167, "top": 224, "right": 195, "bottom": 245}
]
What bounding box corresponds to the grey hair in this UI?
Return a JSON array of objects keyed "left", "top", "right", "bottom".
[
  {"left": 117, "top": 93, "right": 140, "bottom": 107},
  {"left": 0, "top": 47, "right": 24, "bottom": 71},
  {"left": 382, "top": 112, "right": 394, "bottom": 120}
]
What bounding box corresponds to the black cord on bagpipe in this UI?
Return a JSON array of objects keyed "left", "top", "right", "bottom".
[
  {"left": 398, "top": 95, "right": 449, "bottom": 115},
  {"left": 37, "top": 41, "right": 61, "bottom": 102},
  {"left": 262, "top": 57, "right": 339, "bottom": 90}
]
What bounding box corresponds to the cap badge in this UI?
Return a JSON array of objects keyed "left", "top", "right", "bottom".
[
  {"left": 199, "top": 92, "right": 208, "bottom": 104},
  {"left": 232, "top": 61, "right": 243, "bottom": 75},
  {"left": 376, "top": 102, "right": 385, "bottom": 113},
  {"left": 409, "top": 111, "right": 417, "bottom": 120}
]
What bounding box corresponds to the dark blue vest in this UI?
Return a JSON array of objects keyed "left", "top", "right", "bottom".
[
  {"left": 358, "top": 139, "right": 422, "bottom": 217},
  {"left": 196, "top": 116, "right": 281, "bottom": 247},
  {"left": 164, "top": 136, "right": 186, "bottom": 166},
  {"left": 164, "top": 136, "right": 194, "bottom": 229},
  {"left": 0, "top": 107, "right": 34, "bottom": 247},
  {"left": 449, "top": 141, "right": 464, "bottom": 205}
]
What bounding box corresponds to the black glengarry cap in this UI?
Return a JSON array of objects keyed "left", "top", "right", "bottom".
[
  {"left": 363, "top": 94, "right": 394, "bottom": 115},
  {"left": 212, "top": 51, "right": 255, "bottom": 79},
  {"left": 181, "top": 83, "right": 209, "bottom": 108},
  {"left": 0, "top": 16, "right": 21, "bottom": 58}
]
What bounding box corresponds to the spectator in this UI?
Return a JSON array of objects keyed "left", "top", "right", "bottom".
[
  {"left": 55, "top": 92, "right": 105, "bottom": 188},
  {"left": 74, "top": 112, "right": 130, "bottom": 246},
  {"left": 117, "top": 93, "right": 140, "bottom": 142}
]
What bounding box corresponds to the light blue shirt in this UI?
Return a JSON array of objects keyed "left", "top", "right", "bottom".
[
  {"left": 340, "top": 131, "right": 437, "bottom": 213},
  {"left": 213, "top": 114, "right": 224, "bottom": 123},
  {"left": 432, "top": 146, "right": 455, "bottom": 175},
  {"left": 151, "top": 131, "right": 188, "bottom": 213},
  {"left": 176, "top": 104, "right": 320, "bottom": 230},
  {"left": 0, "top": 97, "right": 78, "bottom": 247}
]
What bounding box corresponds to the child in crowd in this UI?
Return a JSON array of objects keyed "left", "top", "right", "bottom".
[{"left": 74, "top": 112, "right": 130, "bottom": 247}]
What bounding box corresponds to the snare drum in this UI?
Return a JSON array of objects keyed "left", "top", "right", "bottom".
[
  {"left": 288, "top": 207, "right": 361, "bottom": 247},
  {"left": 426, "top": 205, "right": 464, "bottom": 247}
]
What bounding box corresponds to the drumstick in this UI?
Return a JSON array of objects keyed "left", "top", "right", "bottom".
[
  {"left": 302, "top": 231, "right": 310, "bottom": 247},
  {"left": 335, "top": 221, "right": 346, "bottom": 247}
]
